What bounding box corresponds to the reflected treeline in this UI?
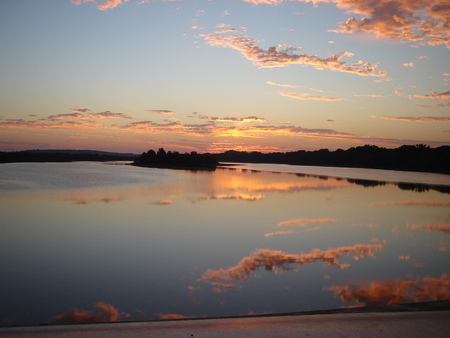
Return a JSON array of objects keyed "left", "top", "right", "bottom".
[
  {"left": 215, "top": 144, "right": 450, "bottom": 175},
  {"left": 326, "top": 274, "right": 450, "bottom": 307},
  {"left": 134, "top": 148, "right": 218, "bottom": 169}
]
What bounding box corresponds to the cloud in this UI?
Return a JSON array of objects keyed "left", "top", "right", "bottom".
[
  {"left": 264, "top": 230, "right": 297, "bottom": 237},
  {"left": 413, "top": 90, "right": 450, "bottom": 100},
  {"left": 266, "top": 81, "right": 299, "bottom": 88},
  {"left": 244, "top": 0, "right": 450, "bottom": 48},
  {"left": 149, "top": 109, "right": 175, "bottom": 115},
  {"left": 326, "top": 274, "right": 450, "bottom": 307},
  {"left": 203, "top": 33, "right": 387, "bottom": 77},
  {"left": 91, "top": 111, "right": 133, "bottom": 119},
  {"left": 354, "top": 94, "right": 383, "bottom": 97},
  {"left": 51, "top": 302, "right": 122, "bottom": 324},
  {"left": 98, "top": 0, "right": 129, "bottom": 11},
  {"left": 200, "top": 244, "right": 383, "bottom": 282},
  {"left": 277, "top": 218, "right": 340, "bottom": 227},
  {"left": 188, "top": 113, "right": 266, "bottom": 123},
  {"left": 279, "top": 92, "right": 343, "bottom": 101},
  {"left": 403, "top": 62, "right": 415, "bottom": 67},
  {"left": 372, "top": 115, "right": 450, "bottom": 122}
]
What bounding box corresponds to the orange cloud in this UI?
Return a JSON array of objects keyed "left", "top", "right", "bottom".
[
  {"left": 277, "top": 218, "right": 340, "bottom": 227},
  {"left": 98, "top": 0, "right": 129, "bottom": 11},
  {"left": 414, "top": 90, "right": 450, "bottom": 101},
  {"left": 403, "top": 62, "right": 415, "bottom": 67},
  {"left": 372, "top": 115, "right": 450, "bottom": 122},
  {"left": 244, "top": 0, "right": 450, "bottom": 48},
  {"left": 279, "top": 92, "right": 343, "bottom": 101},
  {"left": 148, "top": 110, "right": 175, "bottom": 115},
  {"left": 188, "top": 112, "right": 266, "bottom": 123},
  {"left": 200, "top": 244, "right": 383, "bottom": 282},
  {"left": 264, "top": 230, "right": 297, "bottom": 237},
  {"left": 326, "top": 274, "right": 450, "bottom": 307},
  {"left": 354, "top": 94, "right": 383, "bottom": 97},
  {"left": 203, "top": 33, "right": 387, "bottom": 77},
  {"left": 91, "top": 111, "right": 132, "bottom": 119},
  {"left": 51, "top": 302, "right": 122, "bottom": 324}
]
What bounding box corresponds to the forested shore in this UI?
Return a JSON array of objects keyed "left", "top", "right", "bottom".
[
  {"left": 1, "top": 144, "right": 449, "bottom": 175},
  {"left": 215, "top": 144, "right": 450, "bottom": 175}
]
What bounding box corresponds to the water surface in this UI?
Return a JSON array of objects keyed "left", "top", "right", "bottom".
[{"left": 1, "top": 162, "right": 449, "bottom": 326}]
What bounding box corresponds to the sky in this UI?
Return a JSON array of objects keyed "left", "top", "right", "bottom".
[{"left": 0, "top": 0, "right": 449, "bottom": 154}]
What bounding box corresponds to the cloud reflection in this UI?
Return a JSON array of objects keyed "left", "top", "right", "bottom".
[
  {"left": 200, "top": 244, "right": 383, "bottom": 283},
  {"left": 51, "top": 302, "right": 123, "bottom": 324},
  {"left": 277, "top": 218, "right": 340, "bottom": 227},
  {"left": 407, "top": 222, "right": 450, "bottom": 234},
  {"left": 326, "top": 274, "right": 450, "bottom": 307}
]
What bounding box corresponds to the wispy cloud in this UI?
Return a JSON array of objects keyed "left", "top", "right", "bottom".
[
  {"left": 266, "top": 81, "right": 299, "bottom": 88},
  {"left": 91, "top": 111, "right": 133, "bottom": 119},
  {"left": 188, "top": 112, "right": 266, "bottom": 123},
  {"left": 354, "top": 94, "right": 383, "bottom": 98},
  {"left": 148, "top": 110, "right": 175, "bottom": 115},
  {"left": 203, "top": 32, "right": 387, "bottom": 77},
  {"left": 280, "top": 92, "right": 343, "bottom": 101},
  {"left": 403, "top": 62, "right": 415, "bottom": 67},
  {"left": 372, "top": 116, "right": 450, "bottom": 122},
  {"left": 264, "top": 230, "right": 297, "bottom": 237}
]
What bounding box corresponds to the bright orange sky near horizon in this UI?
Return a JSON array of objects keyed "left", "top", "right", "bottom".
[{"left": 1, "top": 0, "right": 449, "bottom": 154}]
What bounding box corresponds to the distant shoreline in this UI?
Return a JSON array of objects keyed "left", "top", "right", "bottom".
[{"left": 1, "top": 144, "right": 449, "bottom": 176}]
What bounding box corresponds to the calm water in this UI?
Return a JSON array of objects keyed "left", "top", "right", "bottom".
[{"left": 0, "top": 162, "right": 449, "bottom": 326}]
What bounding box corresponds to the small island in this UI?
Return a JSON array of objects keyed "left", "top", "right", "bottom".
[{"left": 133, "top": 148, "right": 218, "bottom": 170}]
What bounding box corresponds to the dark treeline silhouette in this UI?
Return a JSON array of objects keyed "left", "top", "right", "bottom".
[
  {"left": 215, "top": 144, "right": 450, "bottom": 175},
  {"left": 133, "top": 148, "right": 218, "bottom": 169},
  {"left": 0, "top": 150, "right": 137, "bottom": 163}
]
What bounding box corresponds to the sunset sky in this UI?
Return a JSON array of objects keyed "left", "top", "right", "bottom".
[{"left": 1, "top": 0, "right": 449, "bottom": 154}]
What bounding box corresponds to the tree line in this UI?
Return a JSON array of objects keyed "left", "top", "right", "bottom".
[
  {"left": 214, "top": 144, "right": 450, "bottom": 175},
  {"left": 133, "top": 148, "right": 218, "bottom": 169}
]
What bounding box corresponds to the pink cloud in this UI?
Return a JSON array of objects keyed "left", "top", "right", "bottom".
[
  {"left": 372, "top": 115, "right": 450, "bottom": 122},
  {"left": 98, "top": 0, "right": 129, "bottom": 11},
  {"left": 203, "top": 33, "right": 387, "bottom": 77},
  {"left": 266, "top": 81, "right": 299, "bottom": 88},
  {"left": 264, "top": 230, "right": 297, "bottom": 237},
  {"left": 280, "top": 92, "right": 343, "bottom": 101}
]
